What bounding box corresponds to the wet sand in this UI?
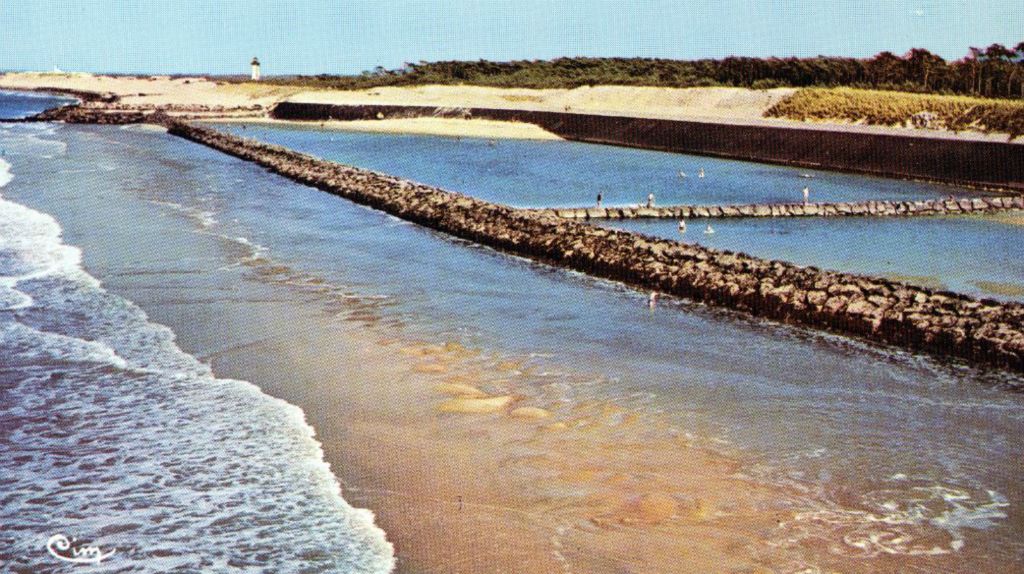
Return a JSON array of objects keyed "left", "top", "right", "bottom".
[{"left": 193, "top": 258, "right": 792, "bottom": 573}]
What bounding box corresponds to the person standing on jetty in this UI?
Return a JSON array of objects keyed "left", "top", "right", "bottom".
[
  {"left": 802, "top": 186, "right": 810, "bottom": 206},
  {"left": 646, "top": 192, "right": 655, "bottom": 208},
  {"left": 596, "top": 192, "right": 603, "bottom": 208}
]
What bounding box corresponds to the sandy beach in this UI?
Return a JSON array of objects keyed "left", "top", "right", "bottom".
[
  {"left": 205, "top": 116, "right": 563, "bottom": 140},
  {"left": 0, "top": 71, "right": 301, "bottom": 108},
  {"left": 284, "top": 83, "right": 796, "bottom": 120}
]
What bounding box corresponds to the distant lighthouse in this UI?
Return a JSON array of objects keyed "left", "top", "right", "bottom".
[{"left": 251, "top": 57, "right": 261, "bottom": 81}]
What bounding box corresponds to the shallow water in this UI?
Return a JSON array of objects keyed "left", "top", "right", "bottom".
[
  {"left": 3, "top": 112, "right": 1023, "bottom": 572},
  {"left": 212, "top": 122, "right": 972, "bottom": 208},
  {"left": 602, "top": 215, "right": 1024, "bottom": 301}
]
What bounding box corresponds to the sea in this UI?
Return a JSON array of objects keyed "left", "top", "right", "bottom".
[
  {"left": 2, "top": 92, "right": 1023, "bottom": 573},
  {"left": 0, "top": 94, "right": 396, "bottom": 572}
]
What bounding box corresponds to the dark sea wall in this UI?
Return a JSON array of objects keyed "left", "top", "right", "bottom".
[
  {"left": 538, "top": 196, "right": 1024, "bottom": 220},
  {"left": 272, "top": 102, "right": 1024, "bottom": 192},
  {"left": 168, "top": 121, "right": 1024, "bottom": 372}
]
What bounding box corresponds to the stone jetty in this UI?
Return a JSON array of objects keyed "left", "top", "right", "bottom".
[
  {"left": 166, "top": 121, "right": 1024, "bottom": 373},
  {"left": 535, "top": 196, "right": 1024, "bottom": 220},
  {"left": 24, "top": 100, "right": 262, "bottom": 124}
]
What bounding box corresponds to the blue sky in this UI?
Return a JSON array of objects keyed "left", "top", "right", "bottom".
[{"left": 2, "top": 1, "right": 1021, "bottom": 75}]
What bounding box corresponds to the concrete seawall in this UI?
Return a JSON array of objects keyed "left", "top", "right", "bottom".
[
  {"left": 536, "top": 196, "right": 1024, "bottom": 220},
  {"left": 272, "top": 102, "right": 1024, "bottom": 192},
  {"left": 167, "top": 121, "right": 1024, "bottom": 373}
]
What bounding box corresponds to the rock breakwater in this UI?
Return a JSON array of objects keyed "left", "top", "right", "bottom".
[
  {"left": 167, "top": 121, "right": 1024, "bottom": 372},
  {"left": 22, "top": 99, "right": 262, "bottom": 124},
  {"left": 537, "top": 196, "right": 1024, "bottom": 220}
]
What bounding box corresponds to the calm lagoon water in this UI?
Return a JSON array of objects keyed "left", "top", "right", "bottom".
[
  {"left": 212, "top": 122, "right": 973, "bottom": 208},
  {"left": 1, "top": 103, "right": 1021, "bottom": 572}
]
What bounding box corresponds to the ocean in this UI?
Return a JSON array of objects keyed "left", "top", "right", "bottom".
[
  {"left": 0, "top": 97, "right": 395, "bottom": 572},
  {"left": 2, "top": 94, "right": 1022, "bottom": 573}
]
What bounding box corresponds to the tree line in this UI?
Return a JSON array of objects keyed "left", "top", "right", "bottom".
[{"left": 261, "top": 42, "right": 1024, "bottom": 98}]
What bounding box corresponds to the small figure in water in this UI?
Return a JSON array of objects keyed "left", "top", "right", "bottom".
[
  {"left": 646, "top": 192, "right": 655, "bottom": 208},
  {"left": 678, "top": 219, "right": 687, "bottom": 233},
  {"left": 648, "top": 291, "right": 658, "bottom": 310},
  {"left": 488, "top": 139, "right": 497, "bottom": 147},
  {"left": 704, "top": 223, "right": 715, "bottom": 235},
  {"left": 678, "top": 170, "right": 687, "bottom": 179},
  {"left": 698, "top": 168, "right": 705, "bottom": 179},
  {"left": 802, "top": 186, "right": 810, "bottom": 206},
  {"left": 596, "top": 191, "right": 603, "bottom": 208}
]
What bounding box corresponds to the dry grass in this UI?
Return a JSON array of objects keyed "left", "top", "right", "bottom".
[{"left": 765, "top": 88, "right": 1024, "bottom": 139}]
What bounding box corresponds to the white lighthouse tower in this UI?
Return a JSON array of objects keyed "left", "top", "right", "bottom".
[{"left": 251, "top": 57, "right": 261, "bottom": 81}]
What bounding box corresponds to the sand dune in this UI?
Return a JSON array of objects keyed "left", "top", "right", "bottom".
[
  {"left": 0, "top": 72, "right": 792, "bottom": 121},
  {"left": 287, "top": 84, "right": 797, "bottom": 121},
  {"left": 0, "top": 71, "right": 299, "bottom": 108}
]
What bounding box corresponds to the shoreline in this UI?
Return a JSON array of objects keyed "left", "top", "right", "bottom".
[{"left": 1, "top": 122, "right": 801, "bottom": 572}]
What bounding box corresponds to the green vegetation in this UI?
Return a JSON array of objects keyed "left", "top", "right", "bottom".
[
  {"left": 241, "top": 41, "right": 1024, "bottom": 98},
  {"left": 765, "top": 88, "right": 1024, "bottom": 139}
]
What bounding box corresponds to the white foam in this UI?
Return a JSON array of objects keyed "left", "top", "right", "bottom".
[
  {"left": 0, "top": 157, "right": 12, "bottom": 188},
  {"left": 786, "top": 484, "right": 1008, "bottom": 557},
  {"left": 0, "top": 185, "right": 96, "bottom": 310}
]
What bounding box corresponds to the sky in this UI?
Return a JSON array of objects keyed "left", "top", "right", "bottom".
[{"left": 1, "top": 0, "right": 1021, "bottom": 75}]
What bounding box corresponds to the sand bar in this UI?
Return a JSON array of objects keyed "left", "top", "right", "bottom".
[{"left": 207, "top": 116, "right": 562, "bottom": 140}]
